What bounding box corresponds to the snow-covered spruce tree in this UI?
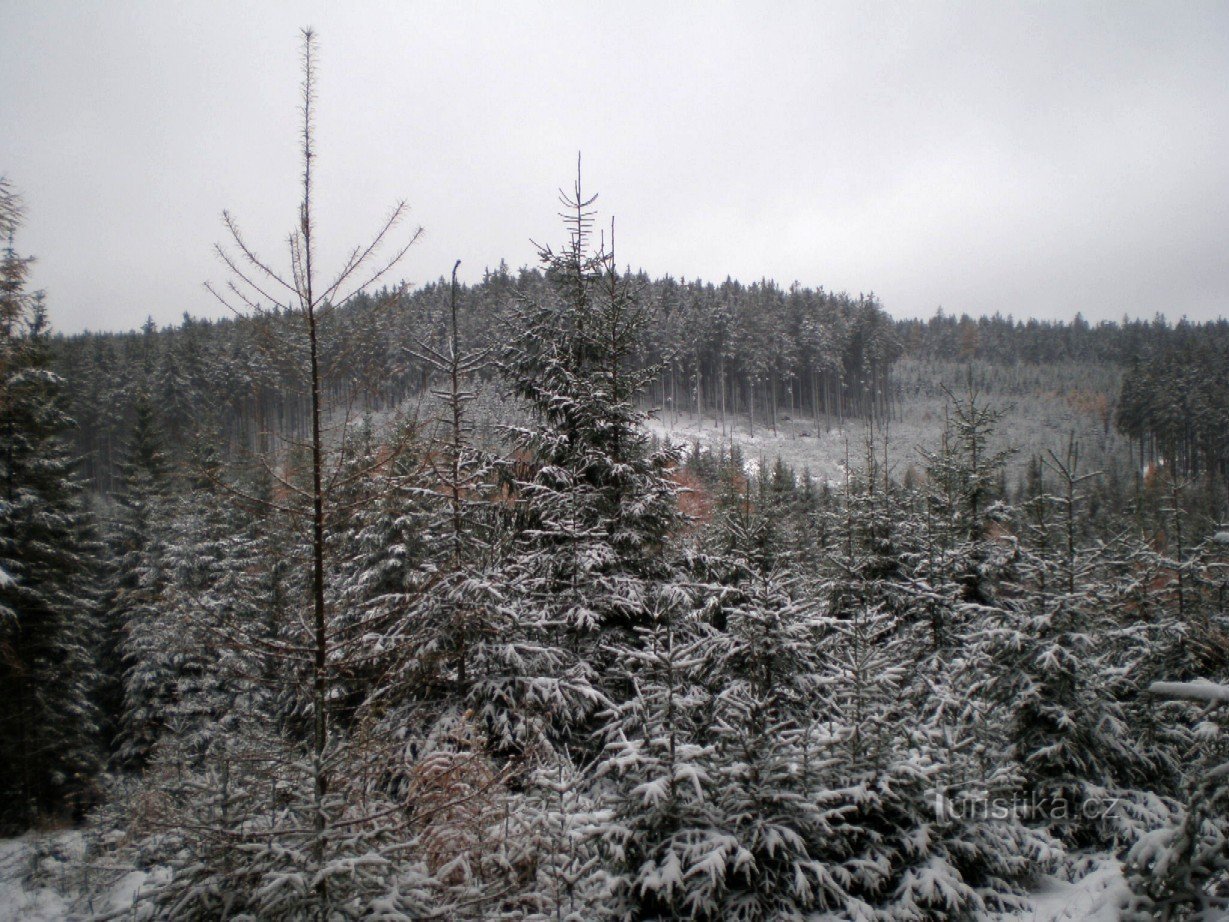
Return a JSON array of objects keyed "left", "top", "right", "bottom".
[
  {"left": 112, "top": 511, "right": 178, "bottom": 772},
  {"left": 820, "top": 609, "right": 1052, "bottom": 919},
  {"left": 911, "top": 392, "right": 1018, "bottom": 779},
  {"left": 805, "top": 422, "right": 1055, "bottom": 919},
  {"left": 326, "top": 271, "right": 575, "bottom": 918},
  {"left": 385, "top": 260, "right": 506, "bottom": 710},
  {"left": 701, "top": 570, "right": 857, "bottom": 919},
  {"left": 97, "top": 319, "right": 173, "bottom": 747},
  {"left": 705, "top": 458, "right": 795, "bottom": 578},
  {"left": 135, "top": 459, "right": 273, "bottom": 765},
  {"left": 0, "top": 179, "right": 102, "bottom": 830},
  {"left": 120, "top": 462, "right": 275, "bottom": 811},
  {"left": 106, "top": 390, "right": 176, "bottom": 768},
  {"left": 1114, "top": 528, "right": 1229, "bottom": 915},
  {"left": 1122, "top": 680, "right": 1229, "bottom": 920},
  {"left": 1105, "top": 536, "right": 1189, "bottom": 815},
  {"left": 133, "top": 30, "right": 435, "bottom": 919},
  {"left": 594, "top": 583, "right": 725, "bottom": 920},
  {"left": 1107, "top": 479, "right": 1229, "bottom": 819},
  {"left": 916, "top": 384, "right": 1017, "bottom": 610},
  {"left": 319, "top": 415, "right": 431, "bottom": 725},
  {"left": 1132, "top": 477, "right": 1229, "bottom": 689},
  {"left": 309, "top": 415, "right": 523, "bottom": 919},
  {"left": 476, "top": 165, "right": 681, "bottom": 755},
  {"left": 501, "top": 746, "right": 609, "bottom": 921},
  {"left": 396, "top": 170, "right": 696, "bottom": 918},
  {"left": 892, "top": 386, "right": 1020, "bottom": 847},
  {"left": 970, "top": 437, "right": 1151, "bottom": 849}
]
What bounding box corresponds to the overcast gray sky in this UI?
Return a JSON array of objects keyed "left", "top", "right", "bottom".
[{"left": 2, "top": 1, "right": 1227, "bottom": 333}]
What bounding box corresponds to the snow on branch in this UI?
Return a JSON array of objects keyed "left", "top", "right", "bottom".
[{"left": 1148, "top": 679, "right": 1229, "bottom": 703}]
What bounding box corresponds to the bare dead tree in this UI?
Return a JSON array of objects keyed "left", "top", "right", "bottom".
[{"left": 204, "top": 28, "right": 421, "bottom": 914}]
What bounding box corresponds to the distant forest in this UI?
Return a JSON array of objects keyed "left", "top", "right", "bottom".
[{"left": 53, "top": 278, "right": 1229, "bottom": 499}]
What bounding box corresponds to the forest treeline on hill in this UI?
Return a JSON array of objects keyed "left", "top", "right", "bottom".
[{"left": 50, "top": 270, "right": 1229, "bottom": 497}]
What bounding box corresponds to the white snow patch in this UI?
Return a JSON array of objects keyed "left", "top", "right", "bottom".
[
  {"left": 988, "top": 856, "right": 1127, "bottom": 921},
  {"left": 1149, "top": 679, "right": 1229, "bottom": 703},
  {"left": 0, "top": 834, "right": 75, "bottom": 922},
  {"left": 104, "top": 870, "right": 153, "bottom": 915},
  {"left": 0, "top": 830, "right": 151, "bottom": 922},
  {"left": 645, "top": 408, "right": 851, "bottom": 484}
]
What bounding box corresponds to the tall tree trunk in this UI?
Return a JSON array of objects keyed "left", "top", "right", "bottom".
[
  {"left": 294, "top": 32, "right": 329, "bottom": 916},
  {"left": 770, "top": 372, "right": 778, "bottom": 436},
  {"left": 695, "top": 362, "right": 702, "bottom": 427},
  {"left": 748, "top": 379, "right": 755, "bottom": 438}
]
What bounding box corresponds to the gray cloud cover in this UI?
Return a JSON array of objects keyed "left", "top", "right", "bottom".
[{"left": 2, "top": 1, "right": 1227, "bottom": 332}]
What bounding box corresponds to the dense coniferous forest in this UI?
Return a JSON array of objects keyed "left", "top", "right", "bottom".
[
  {"left": 4, "top": 33, "right": 1229, "bottom": 922},
  {"left": 51, "top": 271, "right": 903, "bottom": 495},
  {"left": 49, "top": 280, "right": 1229, "bottom": 504}
]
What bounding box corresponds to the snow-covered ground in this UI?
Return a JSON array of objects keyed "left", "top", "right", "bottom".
[
  {"left": 990, "top": 857, "right": 1128, "bottom": 922},
  {"left": 647, "top": 406, "right": 855, "bottom": 484},
  {"left": 0, "top": 833, "right": 80, "bottom": 921},
  {"left": 0, "top": 831, "right": 158, "bottom": 922},
  {"left": 646, "top": 379, "right": 1124, "bottom": 489}
]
